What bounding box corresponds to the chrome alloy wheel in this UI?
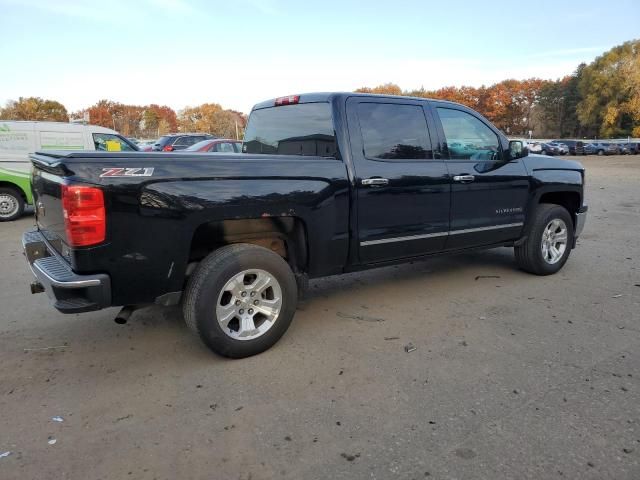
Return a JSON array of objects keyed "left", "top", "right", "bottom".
[
  {"left": 216, "top": 269, "right": 283, "bottom": 341},
  {"left": 541, "top": 219, "right": 568, "bottom": 264},
  {"left": 0, "top": 193, "right": 19, "bottom": 219}
]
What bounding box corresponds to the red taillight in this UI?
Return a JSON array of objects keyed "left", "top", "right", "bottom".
[
  {"left": 275, "top": 95, "right": 300, "bottom": 106},
  {"left": 61, "top": 185, "right": 106, "bottom": 247},
  {"left": 162, "top": 145, "right": 174, "bottom": 152}
]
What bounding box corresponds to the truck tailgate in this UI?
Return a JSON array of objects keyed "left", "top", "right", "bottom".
[{"left": 30, "top": 152, "right": 74, "bottom": 255}]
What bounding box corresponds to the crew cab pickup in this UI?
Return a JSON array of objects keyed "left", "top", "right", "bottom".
[{"left": 23, "top": 93, "right": 588, "bottom": 358}]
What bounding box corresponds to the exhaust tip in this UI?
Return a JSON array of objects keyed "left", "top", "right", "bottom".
[
  {"left": 30, "top": 282, "right": 45, "bottom": 294},
  {"left": 114, "top": 306, "right": 135, "bottom": 325}
]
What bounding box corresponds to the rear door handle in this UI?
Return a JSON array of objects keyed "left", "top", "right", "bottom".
[
  {"left": 362, "top": 177, "right": 389, "bottom": 187},
  {"left": 453, "top": 175, "right": 475, "bottom": 183}
]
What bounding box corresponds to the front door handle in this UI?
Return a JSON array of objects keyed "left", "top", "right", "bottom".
[
  {"left": 362, "top": 177, "right": 389, "bottom": 187},
  {"left": 453, "top": 175, "right": 475, "bottom": 183}
]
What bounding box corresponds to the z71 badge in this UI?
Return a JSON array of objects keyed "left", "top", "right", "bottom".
[{"left": 100, "top": 167, "right": 155, "bottom": 178}]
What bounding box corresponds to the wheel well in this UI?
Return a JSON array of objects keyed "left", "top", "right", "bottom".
[
  {"left": 0, "top": 181, "right": 27, "bottom": 201},
  {"left": 539, "top": 191, "right": 580, "bottom": 220},
  {"left": 188, "top": 217, "right": 308, "bottom": 273}
]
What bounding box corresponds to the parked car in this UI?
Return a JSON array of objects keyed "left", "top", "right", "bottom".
[
  {"left": 152, "top": 133, "right": 215, "bottom": 152},
  {"left": 23, "top": 92, "right": 587, "bottom": 358},
  {"left": 0, "top": 120, "right": 137, "bottom": 221},
  {"left": 135, "top": 139, "right": 156, "bottom": 152},
  {"left": 548, "top": 141, "right": 569, "bottom": 155},
  {"left": 539, "top": 143, "right": 559, "bottom": 156},
  {"left": 527, "top": 141, "right": 542, "bottom": 153},
  {"left": 184, "top": 139, "right": 242, "bottom": 153},
  {"left": 626, "top": 142, "right": 640, "bottom": 155},
  {"left": 553, "top": 140, "right": 585, "bottom": 155},
  {"left": 585, "top": 142, "right": 618, "bottom": 155},
  {"left": 616, "top": 143, "right": 635, "bottom": 155}
]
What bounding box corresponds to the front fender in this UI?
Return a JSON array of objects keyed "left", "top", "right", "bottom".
[{"left": 523, "top": 154, "right": 585, "bottom": 205}]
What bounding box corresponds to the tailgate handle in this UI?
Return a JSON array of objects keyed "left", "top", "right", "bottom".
[{"left": 362, "top": 177, "right": 389, "bottom": 187}]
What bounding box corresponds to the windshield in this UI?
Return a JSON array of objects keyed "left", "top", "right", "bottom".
[{"left": 243, "top": 102, "right": 337, "bottom": 157}]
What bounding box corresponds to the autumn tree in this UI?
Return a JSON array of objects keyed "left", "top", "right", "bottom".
[
  {"left": 144, "top": 103, "right": 178, "bottom": 135},
  {"left": 178, "top": 103, "right": 243, "bottom": 138},
  {"left": 142, "top": 108, "right": 160, "bottom": 134},
  {"left": 355, "top": 83, "right": 403, "bottom": 95},
  {"left": 84, "top": 99, "right": 120, "bottom": 129},
  {"left": 420, "top": 85, "right": 485, "bottom": 110},
  {"left": 0, "top": 97, "right": 69, "bottom": 122},
  {"left": 535, "top": 66, "right": 585, "bottom": 138},
  {"left": 534, "top": 80, "right": 564, "bottom": 137},
  {"left": 474, "top": 79, "right": 545, "bottom": 135},
  {"left": 157, "top": 119, "right": 171, "bottom": 136},
  {"left": 577, "top": 39, "right": 640, "bottom": 137},
  {"left": 77, "top": 101, "right": 178, "bottom": 138}
]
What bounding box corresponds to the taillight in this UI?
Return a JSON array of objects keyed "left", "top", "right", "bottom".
[
  {"left": 162, "top": 145, "right": 174, "bottom": 152},
  {"left": 61, "top": 185, "right": 106, "bottom": 247},
  {"left": 275, "top": 95, "right": 300, "bottom": 106}
]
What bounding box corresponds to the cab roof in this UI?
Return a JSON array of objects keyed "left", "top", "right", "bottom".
[{"left": 251, "top": 92, "right": 461, "bottom": 111}]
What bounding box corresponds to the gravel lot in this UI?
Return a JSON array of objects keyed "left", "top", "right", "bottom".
[{"left": 1, "top": 155, "right": 639, "bottom": 480}]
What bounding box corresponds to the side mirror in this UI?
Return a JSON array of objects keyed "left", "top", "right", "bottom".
[{"left": 509, "top": 140, "right": 528, "bottom": 160}]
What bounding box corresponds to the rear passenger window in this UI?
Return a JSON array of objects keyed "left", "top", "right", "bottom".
[{"left": 357, "top": 103, "right": 432, "bottom": 160}]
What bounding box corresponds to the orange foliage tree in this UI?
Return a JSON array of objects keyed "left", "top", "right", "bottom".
[
  {"left": 1, "top": 97, "right": 69, "bottom": 122},
  {"left": 74, "top": 101, "right": 178, "bottom": 138}
]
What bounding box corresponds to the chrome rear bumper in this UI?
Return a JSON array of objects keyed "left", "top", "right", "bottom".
[{"left": 23, "top": 230, "right": 111, "bottom": 313}]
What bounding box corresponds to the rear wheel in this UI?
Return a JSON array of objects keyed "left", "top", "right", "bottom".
[
  {"left": 0, "top": 187, "right": 25, "bottom": 222},
  {"left": 183, "top": 243, "right": 298, "bottom": 358},
  {"left": 515, "top": 204, "right": 574, "bottom": 275},
  {"left": 597, "top": 149, "right": 604, "bottom": 156}
]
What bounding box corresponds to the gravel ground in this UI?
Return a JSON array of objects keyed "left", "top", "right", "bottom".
[{"left": 0, "top": 155, "right": 639, "bottom": 480}]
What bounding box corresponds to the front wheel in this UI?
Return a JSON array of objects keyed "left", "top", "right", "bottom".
[
  {"left": 0, "top": 187, "right": 25, "bottom": 222},
  {"left": 183, "top": 243, "right": 298, "bottom": 358},
  {"left": 515, "top": 204, "right": 574, "bottom": 275}
]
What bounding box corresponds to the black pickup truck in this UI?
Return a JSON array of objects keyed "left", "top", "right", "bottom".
[{"left": 23, "top": 93, "right": 587, "bottom": 358}]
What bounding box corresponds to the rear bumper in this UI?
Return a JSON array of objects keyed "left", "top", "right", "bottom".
[
  {"left": 22, "top": 230, "right": 111, "bottom": 313},
  {"left": 575, "top": 205, "right": 588, "bottom": 239}
]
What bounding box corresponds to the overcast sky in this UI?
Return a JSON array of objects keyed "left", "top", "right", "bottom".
[{"left": 1, "top": 0, "right": 638, "bottom": 113}]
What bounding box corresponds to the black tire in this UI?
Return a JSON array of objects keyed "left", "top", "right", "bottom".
[
  {"left": 541, "top": 149, "right": 547, "bottom": 155},
  {"left": 597, "top": 149, "right": 604, "bottom": 156},
  {"left": 0, "top": 187, "right": 25, "bottom": 222},
  {"left": 515, "top": 204, "right": 574, "bottom": 276},
  {"left": 183, "top": 243, "right": 298, "bottom": 358}
]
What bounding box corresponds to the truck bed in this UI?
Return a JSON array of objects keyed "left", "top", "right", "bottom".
[{"left": 29, "top": 151, "right": 351, "bottom": 306}]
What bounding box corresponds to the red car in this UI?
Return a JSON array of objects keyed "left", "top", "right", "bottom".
[{"left": 184, "top": 139, "right": 243, "bottom": 153}]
